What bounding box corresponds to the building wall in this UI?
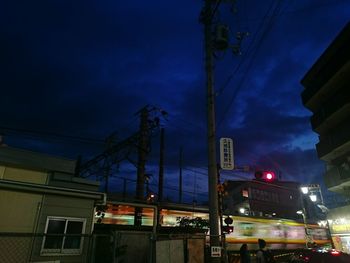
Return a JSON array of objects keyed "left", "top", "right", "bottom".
[
  {"left": 301, "top": 22, "right": 350, "bottom": 198},
  {"left": 1, "top": 166, "right": 48, "bottom": 184},
  {"left": 38, "top": 195, "right": 95, "bottom": 234},
  {"left": 0, "top": 189, "right": 42, "bottom": 232},
  {"left": 223, "top": 181, "right": 304, "bottom": 220},
  {"left": 0, "top": 147, "right": 103, "bottom": 262},
  {"left": 328, "top": 205, "right": 350, "bottom": 253},
  {"left": 0, "top": 165, "right": 47, "bottom": 233},
  {"left": 28, "top": 195, "right": 95, "bottom": 262}
]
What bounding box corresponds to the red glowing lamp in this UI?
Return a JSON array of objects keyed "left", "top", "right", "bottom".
[{"left": 255, "top": 170, "right": 277, "bottom": 182}]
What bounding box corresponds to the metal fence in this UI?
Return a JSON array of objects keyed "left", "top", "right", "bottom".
[
  {"left": 0, "top": 233, "right": 94, "bottom": 263},
  {"left": 0, "top": 231, "right": 211, "bottom": 263}
]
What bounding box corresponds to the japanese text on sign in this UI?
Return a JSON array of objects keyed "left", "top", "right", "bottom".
[{"left": 220, "top": 138, "right": 234, "bottom": 170}]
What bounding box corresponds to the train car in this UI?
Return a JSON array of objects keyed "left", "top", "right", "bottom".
[
  {"left": 159, "top": 208, "right": 331, "bottom": 250},
  {"left": 99, "top": 202, "right": 331, "bottom": 250},
  {"left": 223, "top": 216, "right": 330, "bottom": 250}
]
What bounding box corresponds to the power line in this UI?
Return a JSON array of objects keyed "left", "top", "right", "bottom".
[
  {"left": 0, "top": 110, "right": 140, "bottom": 145},
  {"left": 166, "top": 113, "right": 206, "bottom": 130},
  {"left": 217, "top": 0, "right": 285, "bottom": 128},
  {"left": 109, "top": 175, "right": 207, "bottom": 197},
  {"left": 183, "top": 167, "right": 208, "bottom": 176},
  {"left": 216, "top": 0, "right": 275, "bottom": 95},
  {"left": 0, "top": 125, "right": 105, "bottom": 144},
  {"left": 237, "top": 0, "right": 348, "bottom": 23}
]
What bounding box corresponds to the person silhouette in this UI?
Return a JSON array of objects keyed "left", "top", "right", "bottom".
[{"left": 239, "top": 243, "right": 251, "bottom": 263}]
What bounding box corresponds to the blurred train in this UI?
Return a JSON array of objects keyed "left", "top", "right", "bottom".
[{"left": 98, "top": 201, "right": 331, "bottom": 250}]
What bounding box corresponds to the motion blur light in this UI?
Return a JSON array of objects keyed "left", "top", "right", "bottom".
[{"left": 331, "top": 249, "right": 340, "bottom": 256}]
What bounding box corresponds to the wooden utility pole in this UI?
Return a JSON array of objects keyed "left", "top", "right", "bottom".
[
  {"left": 202, "top": 1, "right": 220, "bottom": 261},
  {"left": 135, "top": 107, "right": 149, "bottom": 226},
  {"left": 179, "top": 147, "right": 183, "bottom": 203},
  {"left": 158, "top": 128, "right": 165, "bottom": 202}
]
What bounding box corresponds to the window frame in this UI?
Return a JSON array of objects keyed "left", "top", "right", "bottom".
[{"left": 41, "top": 216, "right": 86, "bottom": 256}]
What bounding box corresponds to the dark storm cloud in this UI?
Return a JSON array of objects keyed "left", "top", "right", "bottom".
[
  {"left": 0, "top": 0, "right": 201, "bottom": 136},
  {"left": 0, "top": 0, "right": 349, "bottom": 197},
  {"left": 253, "top": 148, "right": 325, "bottom": 183}
]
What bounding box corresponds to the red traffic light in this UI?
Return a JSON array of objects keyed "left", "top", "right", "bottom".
[
  {"left": 222, "top": 225, "right": 234, "bottom": 234},
  {"left": 255, "top": 170, "right": 276, "bottom": 182},
  {"left": 265, "top": 172, "right": 274, "bottom": 181}
]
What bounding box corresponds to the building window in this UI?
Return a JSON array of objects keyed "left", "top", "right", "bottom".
[
  {"left": 41, "top": 217, "right": 86, "bottom": 255},
  {"left": 242, "top": 189, "right": 249, "bottom": 198}
]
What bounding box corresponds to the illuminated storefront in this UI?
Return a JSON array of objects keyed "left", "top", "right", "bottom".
[
  {"left": 327, "top": 204, "right": 350, "bottom": 253},
  {"left": 329, "top": 216, "right": 350, "bottom": 253}
]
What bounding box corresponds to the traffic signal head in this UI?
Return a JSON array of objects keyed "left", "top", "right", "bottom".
[
  {"left": 224, "top": 216, "right": 233, "bottom": 225},
  {"left": 222, "top": 225, "right": 234, "bottom": 234},
  {"left": 255, "top": 170, "right": 276, "bottom": 182}
]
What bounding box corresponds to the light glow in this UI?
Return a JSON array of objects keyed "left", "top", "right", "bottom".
[
  {"left": 331, "top": 250, "right": 340, "bottom": 255},
  {"left": 309, "top": 194, "right": 317, "bottom": 202},
  {"left": 266, "top": 173, "right": 273, "bottom": 180},
  {"left": 300, "top": 187, "right": 309, "bottom": 194}
]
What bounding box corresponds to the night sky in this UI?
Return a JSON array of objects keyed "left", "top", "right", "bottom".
[{"left": 1, "top": 0, "right": 349, "bottom": 204}]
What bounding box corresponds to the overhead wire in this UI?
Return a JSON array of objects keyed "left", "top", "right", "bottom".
[
  {"left": 0, "top": 108, "right": 141, "bottom": 146},
  {"left": 0, "top": 125, "right": 105, "bottom": 144},
  {"left": 244, "top": 0, "right": 349, "bottom": 22},
  {"left": 108, "top": 175, "right": 207, "bottom": 198},
  {"left": 216, "top": 0, "right": 286, "bottom": 129},
  {"left": 216, "top": 0, "right": 277, "bottom": 96}
]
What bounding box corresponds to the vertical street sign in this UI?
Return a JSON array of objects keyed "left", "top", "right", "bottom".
[{"left": 220, "top": 138, "right": 234, "bottom": 170}]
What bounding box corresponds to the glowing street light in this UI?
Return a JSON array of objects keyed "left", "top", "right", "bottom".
[
  {"left": 296, "top": 210, "right": 308, "bottom": 247},
  {"left": 301, "top": 187, "right": 309, "bottom": 194},
  {"left": 309, "top": 194, "right": 317, "bottom": 202},
  {"left": 299, "top": 184, "right": 334, "bottom": 248}
]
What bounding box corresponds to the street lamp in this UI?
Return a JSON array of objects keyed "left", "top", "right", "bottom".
[
  {"left": 301, "top": 187, "right": 309, "bottom": 194},
  {"left": 296, "top": 210, "right": 309, "bottom": 248},
  {"left": 300, "top": 184, "right": 334, "bottom": 248},
  {"left": 309, "top": 194, "right": 317, "bottom": 202}
]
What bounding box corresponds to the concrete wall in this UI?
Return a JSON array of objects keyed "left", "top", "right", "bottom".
[
  {"left": 187, "top": 238, "right": 205, "bottom": 263},
  {"left": 156, "top": 239, "right": 184, "bottom": 263}
]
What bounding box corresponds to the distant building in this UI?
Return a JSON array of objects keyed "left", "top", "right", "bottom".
[
  {"left": 301, "top": 21, "right": 350, "bottom": 198},
  {"left": 0, "top": 146, "right": 105, "bottom": 262},
  {"left": 301, "top": 21, "right": 350, "bottom": 252},
  {"left": 222, "top": 179, "right": 321, "bottom": 221}
]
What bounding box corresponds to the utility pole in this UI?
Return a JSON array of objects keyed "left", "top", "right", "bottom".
[
  {"left": 179, "top": 147, "right": 183, "bottom": 203},
  {"left": 135, "top": 107, "right": 149, "bottom": 226},
  {"left": 103, "top": 133, "right": 117, "bottom": 193},
  {"left": 202, "top": 1, "right": 220, "bottom": 261},
  {"left": 158, "top": 128, "right": 165, "bottom": 202},
  {"left": 122, "top": 178, "right": 127, "bottom": 200}
]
